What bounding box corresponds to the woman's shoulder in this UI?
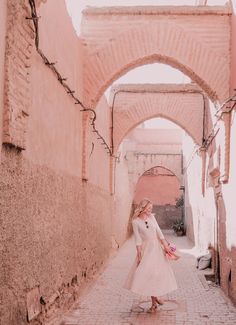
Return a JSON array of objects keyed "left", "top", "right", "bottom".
[
  {"left": 150, "top": 214, "right": 158, "bottom": 224},
  {"left": 132, "top": 217, "right": 140, "bottom": 225}
]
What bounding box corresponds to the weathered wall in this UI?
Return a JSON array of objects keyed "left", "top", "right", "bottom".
[
  {"left": 134, "top": 172, "right": 181, "bottom": 229},
  {"left": 0, "top": 0, "right": 7, "bottom": 158},
  {"left": 134, "top": 174, "right": 180, "bottom": 205},
  {"left": 0, "top": 1, "right": 112, "bottom": 324},
  {"left": 112, "top": 148, "right": 134, "bottom": 247},
  {"left": 231, "top": 0, "right": 236, "bottom": 94},
  {"left": 0, "top": 147, "right": 111, "bottom": 325},
  {"left": 123, "top": 128, "right": 183, "bottom": 190},
  {"left": 88, "top": 96, "right": 110, "bottom": 191},
  {"left": 183, "top": 133, "right": 216, "bottom": 250},
  {"left": 153, "top": 205, "right": 182, "bottom": 230},
  {"left": 113, "top": 127, "right": 183, "bottom": 244},
  {"left": 219, "top": 145, "right": 236, "bottom": 304},
  {"left": 218, "top": 0, "right": 236, "bottom": 304}
]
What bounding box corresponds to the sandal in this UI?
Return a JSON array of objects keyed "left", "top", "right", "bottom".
[
  {"left": 155, "top": 297, "right": 164, "bottom": 305},
  {"left": 147, "top": 303, "right": 157, "bottom": 313}
]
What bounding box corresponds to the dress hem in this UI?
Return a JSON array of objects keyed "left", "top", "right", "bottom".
[{"left": 125, "top": 285, "right": 178, "bottom": 298}]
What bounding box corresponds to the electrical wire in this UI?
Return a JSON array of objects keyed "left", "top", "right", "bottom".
[{"left": 27, "top": 0, "right": 112, "bottom": 156}]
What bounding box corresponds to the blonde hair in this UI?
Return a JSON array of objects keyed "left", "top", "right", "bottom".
[{"left": 133, "top": 198, "right": 152, "bottom": 218}]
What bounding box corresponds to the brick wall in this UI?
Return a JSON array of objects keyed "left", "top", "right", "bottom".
[
  {"left": 2, "top": 0, "right": 33, "bottom": 149},
  {"left": 112, "top": 84, "right": 206, "bottom": 152}
]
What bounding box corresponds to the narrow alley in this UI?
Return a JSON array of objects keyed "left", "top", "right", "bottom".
[
  {"left": 60, "top": 232, "right": 236, "bottom": 325},
  {"left": 1, "top": 1, "right": 236, "bottom": 324}
]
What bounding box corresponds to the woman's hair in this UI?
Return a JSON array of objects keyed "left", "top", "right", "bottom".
[{"left": 133, "top": 198, "right": 152, "bottom": 218}]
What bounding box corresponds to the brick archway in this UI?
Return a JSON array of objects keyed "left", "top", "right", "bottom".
[
  {"left": 112, "top": 84, "right": 207, "bottom": 154},
  {"left": 126, "top": 152, "right": 182, "bottom": 188},
  {"left": 82, "top": 6, "right": 231, "bottom": 106}
]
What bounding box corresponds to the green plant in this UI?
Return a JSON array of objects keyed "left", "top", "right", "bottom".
[{"left": 172, "top": 218, "right": 185, "bottom": 233}]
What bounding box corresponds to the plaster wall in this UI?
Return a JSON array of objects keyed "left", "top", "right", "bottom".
[
  {"left": 218, "top": 116, "right": 236, "bottom": 303},
  {"left": 218, "top": 3, "right": 236, "bottom": 302},
  {"left": 134, "top": 173, "right": 181, "bottom": 229},
  {"left": 112, "top": 148, "right": 134, "bottom": 247},
  {"left": 128, "top": 128, "right": 182, "bottom": 145},
  {"left": 134, "top": 174, "right": 180, "bottom": 205},
  {"left": 88, "top": 95, "right": 110, "bottom": 191},
  {"left": 0, "top": 147, "right": 111, "bottom": 325},
  {"left": 183, "top": 134, "right": 216, "bottom": 250},
  {"left": 24, "top": 0, "right": 83, "bottom": 175},
  {"left": 230, "top": 0, "right": 236, "bottom": 94},
  {"left": 0, "top": 1, "right": 112, "bottom": 324},
  {"left": 0, "top": 0, "right": 7, "bottom": 159},
  {"left": 113, "top": 127, "right": 183, "bottom": 245}
]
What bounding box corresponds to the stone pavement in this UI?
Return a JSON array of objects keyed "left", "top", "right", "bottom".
[{"left": 59, "top": 232, "right": 236, "bottom": 325}]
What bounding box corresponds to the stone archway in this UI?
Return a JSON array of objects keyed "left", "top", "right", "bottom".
[
  {"left": 126, "top": 151, "right": 182, "bottom": 189},
  {"left": 134, "top": 165, "right": 182, "bottom": 229},
  {"left": 81, "top": 6, "right": 231, "bottom": 105},
  {"left": 111, "top": 83, "right": 208, "bottom": 154}
]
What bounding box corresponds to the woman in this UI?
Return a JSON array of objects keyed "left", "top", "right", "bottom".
[{"left": 124, "top": 198, "right": 177, "bottom": 312}]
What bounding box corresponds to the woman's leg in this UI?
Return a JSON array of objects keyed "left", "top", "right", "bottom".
[
  {"left": 147, "top": 296, "right": 158, "bottom": 313},
  {"left": 151, "top": 296, "right": 157, "bottom": 306},
  {"left": 155, "top": 297, "right": 164, "bottom": 305}
]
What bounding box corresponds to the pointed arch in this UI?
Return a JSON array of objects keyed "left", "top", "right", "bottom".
[{"left": 83, "top": 16, "right": 230, "bottom": 105}]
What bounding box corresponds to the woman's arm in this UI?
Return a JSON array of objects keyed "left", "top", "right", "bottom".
[
  {"left": 132, "top": 220, "right": 142, "bottom": 264},
  {"left": 136, "top": 245, "right": 142, "bottom": 264},
  {"left": 160, "top": 238, "right": 171, "bottom": 253},
  {"left": 151, "top": 214, "right": 171, "bottom": 253}
]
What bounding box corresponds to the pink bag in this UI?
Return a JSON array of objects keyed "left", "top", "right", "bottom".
[{"left": 165, "top": 243, "right": 180, "bottom": 260}]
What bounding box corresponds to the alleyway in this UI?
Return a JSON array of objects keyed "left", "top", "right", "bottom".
[{"left": 59, "top": 232, "right": 236, "bottom": 325}]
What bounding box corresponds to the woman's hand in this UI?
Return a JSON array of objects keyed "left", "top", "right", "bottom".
[
  {"left": 161, "top": 239, "right": 171, "bottom": 254},
  {"left": 164, "top": 246, "right": 171, "bottom": 254},
  {"left": 136, "top": 246, "right": 142, "bottom": 265}
]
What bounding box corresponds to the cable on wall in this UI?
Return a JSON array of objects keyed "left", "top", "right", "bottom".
[{"left": 27, "top": 0, "right": 112, "bottom": 156}]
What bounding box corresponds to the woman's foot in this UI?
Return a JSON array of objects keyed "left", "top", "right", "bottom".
[
  {"left": 147, "top": 303, "right": 157, "bottom": 313},
  {"left": 155, "top": 297, "right": 164, "bottom": 305}
]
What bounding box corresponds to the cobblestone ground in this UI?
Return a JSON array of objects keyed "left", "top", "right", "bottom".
[{"left": 59, "top": 232, "right": 236, "bottom": 325}]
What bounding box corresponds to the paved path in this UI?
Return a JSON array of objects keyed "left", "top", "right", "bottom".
[{"left": 59, "top": 232, "right": 236, "bottom": 325}]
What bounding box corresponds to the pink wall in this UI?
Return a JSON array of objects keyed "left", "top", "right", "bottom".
[
  {"left": 88, "top": 95, "right": 111, "bottom": 191},
  {"left": 0, "top": 0, "right": 7, "bottom": 159},
  {"left": 113, "top": 152, "right": 134, "bottom": 246},
  {"left": 231, "top": 0, "right": 236, "bottom": 94},
  {"left": 134, "top": 174, "right": 180, "bottom": 205},
  {"left": 37, "top": 0, "right": 83, "bottom": 99},
  {"left": 128, "top": 128, "right": 182, "bottom": 145},
  {"left": 0, "top": 1, "right": 113, "bottom": 324},
  {"left": 24, "top": 0, "right": 83, "bottom": 176},
  {"left": 113, "top": 127, "right": 182, "bottom": 245}
]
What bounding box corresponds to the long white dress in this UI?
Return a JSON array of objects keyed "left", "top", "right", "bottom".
[{"left": 124, "top": 214, "right": 177, "bottom": 297}]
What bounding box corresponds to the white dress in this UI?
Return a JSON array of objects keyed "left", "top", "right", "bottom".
[{"left": 124, "top": 214, "right": 177, "bottom": 297}]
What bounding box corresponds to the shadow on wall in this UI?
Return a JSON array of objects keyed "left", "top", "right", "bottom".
[
  {"left": 182, "top": 160, "right": 195, "bottom": 246},
  {"left": 217, "top": 192, "right": 236, "bottom": 304}
]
